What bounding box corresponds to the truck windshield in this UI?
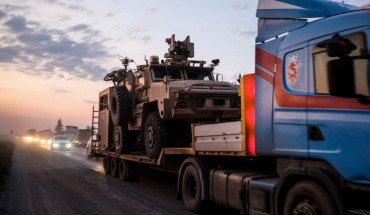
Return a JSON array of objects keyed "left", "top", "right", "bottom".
[
  {"left": 186, "top": 70, "right": 213, "bottom": 80},
  {"left": 153, "top": 69, "right": 182, "bottom": 80}
]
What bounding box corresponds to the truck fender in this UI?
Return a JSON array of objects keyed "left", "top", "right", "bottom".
[
  {"left": 141, "top": 101, "right": 158, "bottom": 129},
  {"left": 274, "top": 165, "right": 345, "bottom": 215},
  {"left": 177, "top": 157, "right": 208, "bottom": 201}
]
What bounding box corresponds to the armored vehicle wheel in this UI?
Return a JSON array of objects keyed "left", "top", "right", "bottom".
[
  {"left": 144, "top": 112, "right": 165, "bottom": 159},
  {"left": 114, "top": 126, "right": 130, "bottom": 154},
  {"left": 110, "top": 86, "right": 131, "bottom": 126}
]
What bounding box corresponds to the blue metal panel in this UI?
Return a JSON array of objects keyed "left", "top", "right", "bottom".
[
  {"left": 307, "top": 28, "right": 370, "bottom": 185},
  {"left": 255, "top": 39, "right": 283, "bottom": 156},
  {"left": 280, "top": 10, "right": 370, "bottom": 50},
  {"left": 257, "top": 0, "right": 356, "bottom": 19},
  {"left": 273, "top": 46, "right": 309, "bottom": 158},
  {"left": 255, "top": 74, "right": 274, "bottom": 155},
  {"left": 308, "top": 109, "right": 370, "bottom": 185}
]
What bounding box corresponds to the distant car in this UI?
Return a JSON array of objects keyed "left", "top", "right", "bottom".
[
  {"left": 50, "top": 135, "right": 72, "bottom": 151},
  {"left": 74, "top": 139, "right": 89, "bottom": 147}
]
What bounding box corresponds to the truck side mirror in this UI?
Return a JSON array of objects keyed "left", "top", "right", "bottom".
[{"left": 327, "top": 58, "right": 355, "bottom": 97}]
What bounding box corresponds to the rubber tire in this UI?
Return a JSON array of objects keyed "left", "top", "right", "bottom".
[
  {"left": 110, "top": 86, "right": 131, "bottom": 126},
  {"left": 110, "top": 158, "right": 119, "bottom": 177},
  {"left": 103, "top": 156, "right": 111, "bottom": 175},
  {"left": 144, "top": 112, "right": 165, "bottom": 159},
  {"left": 284, "top": 180, "right": 337, "bottom": 215},
  {"left": 114, "top": 126, "right": 130, "bottom": 154},
  {"left": 182, "top": 164, "right": 203, "bottom": 213},
  {"left": 119, "top": 160, "right": 139, "bottom": 181}
]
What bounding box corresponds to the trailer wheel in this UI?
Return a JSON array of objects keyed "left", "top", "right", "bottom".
[
  {"left": 110, "top": 158, "right": 119, "bottom": 177},
  {"left": 182, "top": 164, "right": 203, "bottom": 213},
  {"left": 144, "top": 112, "right": 165, "bottom": 159},
  {"left": 119, "top": 160, "right": 139, "bottom": 181},
  {"left": 110, "top": 86, "right": 131, "bottom": 126},
  {"left": 283, "top": 180, "right": 337, "bottom": 215},
  {"left": 114, "top": 126, "right": 130, "bottom": 154},
  {"left": 103, "top": 156, "right": 111, "bottom": 175}
]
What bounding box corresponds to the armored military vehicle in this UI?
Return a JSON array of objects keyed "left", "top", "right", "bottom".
[{"left": 99, "top": 34, "right": 240, "bottom": 158}]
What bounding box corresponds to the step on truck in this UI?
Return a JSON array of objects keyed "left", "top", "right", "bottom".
[{"left": 89, "top": 1, "right": 370, "bottom": 214}]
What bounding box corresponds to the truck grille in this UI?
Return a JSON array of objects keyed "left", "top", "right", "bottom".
[{"left": 192, "top": 96, "right": 205, "bottom": 108}]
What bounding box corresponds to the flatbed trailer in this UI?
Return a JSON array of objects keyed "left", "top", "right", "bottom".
[
  {"left": 98, "top": 147, "right": 194, "bottom": 173},
  {"left": 89, "top": 1, "right": 370, "bottom": 214}
]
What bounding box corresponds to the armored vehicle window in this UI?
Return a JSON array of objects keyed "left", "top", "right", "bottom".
[
  {"left": 186, "top": 70, "right": 213, "bottom": 80},
  {"left": 313, "top": 32, "right": 369, "bottom": 96},
  {"left": 153, "top": 68, "right": 182, "bottom": 80}
]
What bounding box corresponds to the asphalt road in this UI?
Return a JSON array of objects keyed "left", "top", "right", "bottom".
[{"left": 0, "top": 140, "right": 239, "bottom": 215}]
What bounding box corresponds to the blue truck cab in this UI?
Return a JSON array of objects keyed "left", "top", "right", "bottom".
[{"left": 254, "top": 0, "right": 370, "bottom": 214}]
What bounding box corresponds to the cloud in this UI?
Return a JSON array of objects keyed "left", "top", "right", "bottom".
[
  {"left": 230, "top": 4, "right": 249, "bottom": 11},
  {"left": 141, "top": 35, "right": 151, "bottom": 43},
  {"left": 17, "top": 32, "right": 51, "bottom": 44},
  {"left": 0, "top": 10, "right": 5, "bottom": 19},
  {"left": 67, "top": 23, "right": 100, "bottom": 36},
  {"left": 41, "top": 1, "right": 92, "bottom": 14},
  {"left": 0, "top": 11, "right": 111, "bottom": 81},
  {"left": 69, "top": 24, "right": 90, "bottom": 32},
  {"left": 146, "top": 7, "right": 158, "bottom": 17},
  {"left": 4, "top": 16, "right": 30, "bottom": 32},
  {"left": 0, "top": 46, "right": 20, "bottom": 62},
  {"left": 0, "top": 4, "right": 29, "bottom": 12},
  {"left": 123, "top": 26, "right": 152, "bottom": 43},
  {"left": 84, "top": 100, "right": 97, "bottom": 104},
  {"left": 55, "top": 89, "right": 67, "bottom": 93},
  {"left": 235, "top": 29, "right": 256, "bottom": 38}
]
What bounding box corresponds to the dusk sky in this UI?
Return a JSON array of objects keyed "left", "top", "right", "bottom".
[{"left": 0, "top": 0, "right": 368, "bottom": 134}]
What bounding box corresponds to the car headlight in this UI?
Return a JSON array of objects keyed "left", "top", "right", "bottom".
[
  {"left": 66, "top": 143, "right": 72, "bottom": 148},
  {"left": 53, "top": 143, "right": 60, "bottom": 148}
]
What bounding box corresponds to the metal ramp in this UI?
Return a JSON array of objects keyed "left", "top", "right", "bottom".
[{"left": 90, "top": 106, "right": 102, "bottom": 157}]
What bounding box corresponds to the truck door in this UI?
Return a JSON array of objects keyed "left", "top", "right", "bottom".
[
  {"left": 273, "top": 47, "right": 309, "bottom": 158},
  {"left": 307, "top": 28, "right": 370, "bottom": 184}
]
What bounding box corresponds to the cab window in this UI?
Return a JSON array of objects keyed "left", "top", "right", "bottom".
[
  {"left": 313, "top": 32, "right": 369, "bottom": 96},
  {"left": 186, "top": 70, "right": 213, "bottom": 80},
  {"left": 152, "top": 68, "right": 182, "bottom": 80}
]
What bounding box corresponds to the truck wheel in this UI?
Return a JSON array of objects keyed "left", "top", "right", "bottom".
[
  {"left": 144, "top": 112, "right": 165, "bottom": 159},
  {"left": 284, "top": 180, "right": 337, "bottom": 215},
  {"left": 182, "top": 164, "right": 203, "bottom": 213},
  {"left": 114, "top": 126, "right": 130, "bottom": 154},
  {"left": 103, "top": 156, "right": 111, "bottom": 175},
  {"left": 110, "top": 158, "right": 119, "bottom": 177},
  {"left": 119, "top": 160, "right": 139, "bottom": 181},
  {"left": 110, "top": 86, "right": 131, "bottom": 126}
]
